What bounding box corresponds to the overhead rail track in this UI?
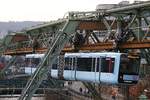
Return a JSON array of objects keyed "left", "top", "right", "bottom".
[
  {"left": 3, "top": 40, "right": 150, "bottom": 55},
  {"left": 1, "top": 2, "right": 150, "bottom": 55}
]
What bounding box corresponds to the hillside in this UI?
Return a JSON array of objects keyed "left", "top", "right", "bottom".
[{"left": 0, "top": 21, "right": 45, "bottom": 38}]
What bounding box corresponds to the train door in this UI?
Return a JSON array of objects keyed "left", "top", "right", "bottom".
[
  {"left": 75, "top": 57, "right": 95, "bottom": 82},
  {"left": 97, "top": 56, "right": 116, "bottom": 84}
]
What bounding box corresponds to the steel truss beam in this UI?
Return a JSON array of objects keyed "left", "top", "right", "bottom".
[{"left": 3, "top": 40, "right": 150, "bottom": 55}]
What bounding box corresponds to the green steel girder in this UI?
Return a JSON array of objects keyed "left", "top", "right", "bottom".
[
  {"left": 106, "top": 1, "right": 150, "bottom": 14},
  {"left": 1, "top": 2, "right": 150, "bottom": 54},
  {"left": 18, "top": 20, "right": 79, "bottom": 100},
  {"left": 25, "top": 20, "right": 66, "bottom": 36},
  {"left": 101, "top": 16, "right": 112, "bottom": 42},
  {"left": 2, "top": 35, "right": 13, "bottom": 47}
]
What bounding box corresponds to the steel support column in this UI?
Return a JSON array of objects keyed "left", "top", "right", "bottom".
[{"left": 18, "top": 20, "right": 78, "bottom": 100}]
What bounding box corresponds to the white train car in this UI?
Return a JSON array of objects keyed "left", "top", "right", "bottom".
[
  {"left": 24, "top": 52, "right": 140, "bottom": 84},
  {"left": 24, "top": 54, "right": 44, "bottom": 74}
]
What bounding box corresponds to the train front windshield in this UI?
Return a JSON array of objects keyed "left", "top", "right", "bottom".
[{"left": 118, "top": 54, "right": 140, "bottom": 84}]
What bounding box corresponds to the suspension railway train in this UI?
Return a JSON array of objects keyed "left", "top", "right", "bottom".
[{"left": 24, "top": 52, "right": 140, "bottom": 84}]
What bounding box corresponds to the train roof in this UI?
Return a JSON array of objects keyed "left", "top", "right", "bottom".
[
  {"left": 65, "top": 52, "right": 123, "bottom": 58},
  {"left": 25, "top": 54, "right": 44, "bottom": 58},
  {"left": 25, "top": 52, "right": 124, "bottom": 58}
]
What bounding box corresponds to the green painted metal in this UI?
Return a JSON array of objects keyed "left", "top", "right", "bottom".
[
  {"left": 25, "top": 20, "right": 66, "bottom": 38},
  {"left": 0, "top": 32, "right": 29, "bottom": 54},
  {"left": 2, "top": 35, "right": 13, "bottom": 47},
  {"left": 18, "top": 20, "right": 79, "bottom": 100},
  {"left": 1, "top": 2, "right": 149, "bottom": 53}
]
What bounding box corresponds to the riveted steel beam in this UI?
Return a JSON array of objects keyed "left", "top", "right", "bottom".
[{"left": 3, "top": 40, "right": 150, "bottom": 55}]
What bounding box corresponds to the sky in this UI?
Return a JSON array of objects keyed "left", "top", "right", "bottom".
[{"left": 0, "top": 0, "right": 148, "bottom": 21}]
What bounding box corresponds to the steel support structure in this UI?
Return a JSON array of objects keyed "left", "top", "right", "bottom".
[
  {"left": 18, "top": 20, "right": 79, "bottom": 100},
  {"left": 2, "top": 2, "right": 150, "bottom": 55},
  {"left": 0, "top": 1, "right": 149, "bottom": 100}
]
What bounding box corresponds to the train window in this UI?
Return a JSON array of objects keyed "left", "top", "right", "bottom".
[
  {"left": 30, "top": 58, "right": 41, "bottom": 67},
  {"left": 64, "top": 57, "right": 76, "bottom": 70},
  {"left": 64, "top": 57, "right": 72, "bottom": 70},
  {"left": 52, "top": 58, "right": 58, "bottom": 69},
  {"left": 101, "top": 57, "right": 115, "bottom": 73},
  {"left": 119, "top": 54, "right": 140, "bottom": 84},
  {"left": 128, "top": 58, "right": 139, "bottom": 74},
  {"left": 33, "top": 58, "right": 40, "bottom": 65},
  {"left": 25, "top": 58, "right": 33, "bottom": 67},
  {"left": 76, "top": 58, "right": 93, "bottom": 71},
  {"left": 120, "top": 54, "right": 140, "bottom": 74}
]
